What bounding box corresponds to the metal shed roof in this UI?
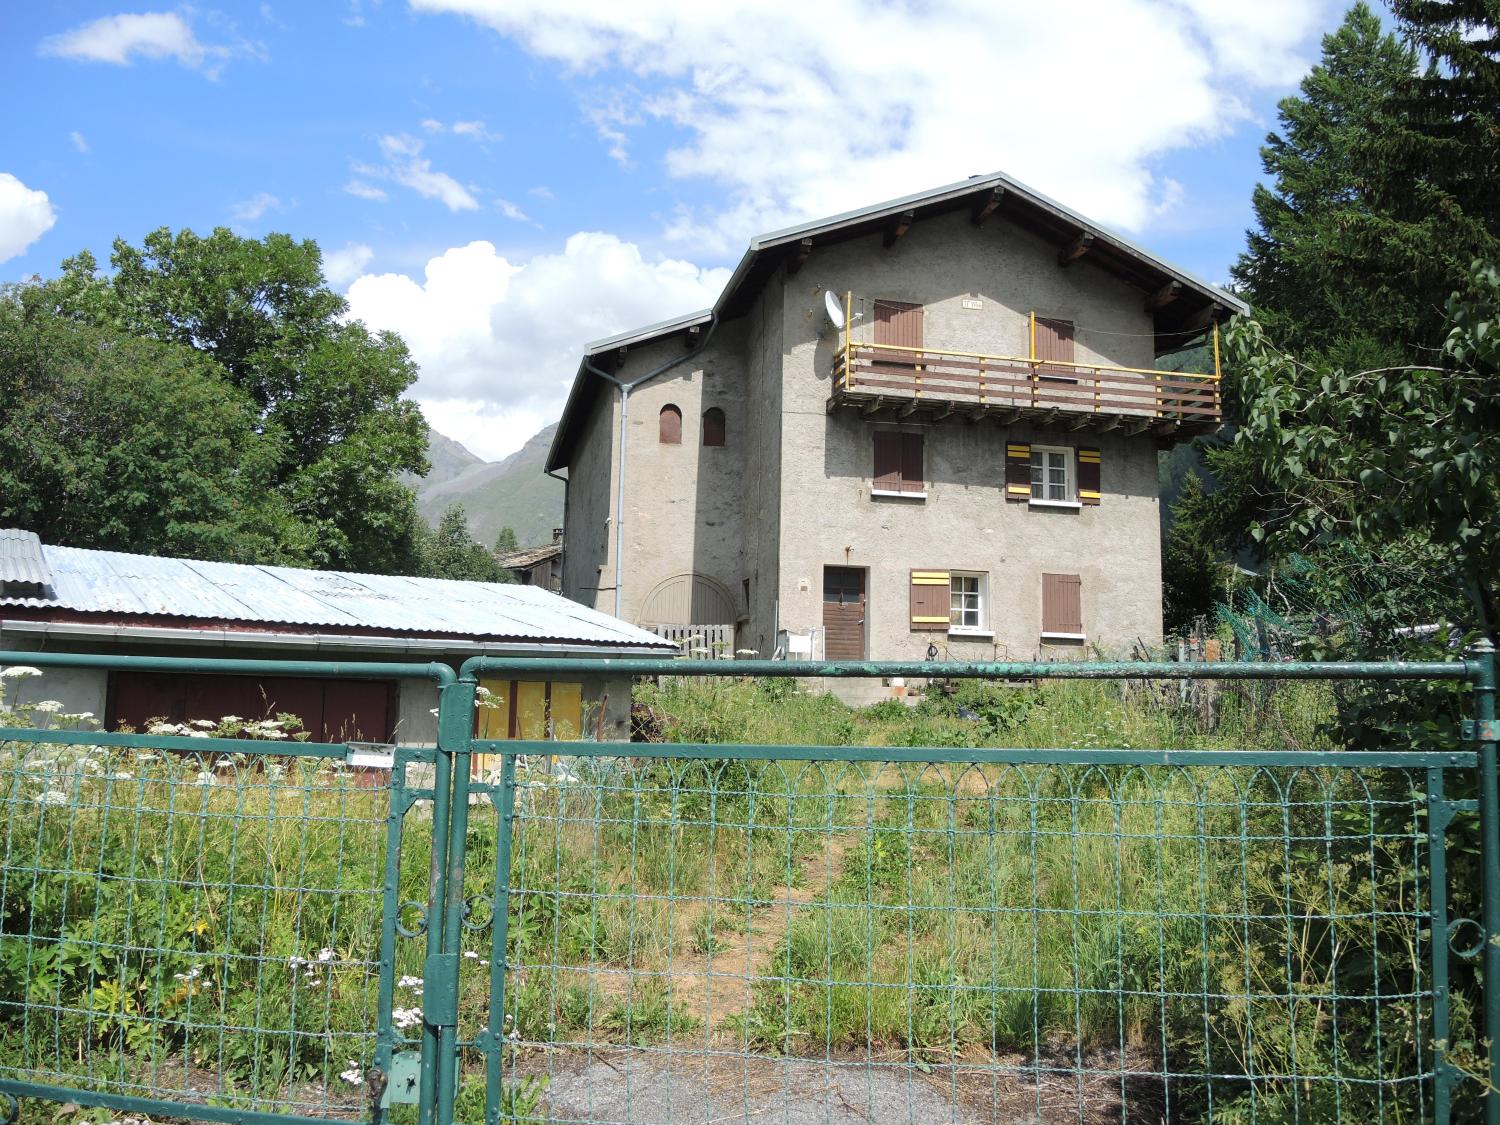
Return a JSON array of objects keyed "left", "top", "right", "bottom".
[
  {"left": 0, "top": 529, "right": 52, "bottom": 592},
  {"left": 0, "top": 535, "right": 674, "bottom": 650}
]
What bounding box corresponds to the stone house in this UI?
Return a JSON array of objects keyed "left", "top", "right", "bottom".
[{"left": 545, "top": 173, "right": 1247, "bottom": 662}]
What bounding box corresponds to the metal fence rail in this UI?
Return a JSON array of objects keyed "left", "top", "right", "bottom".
[{"left": 0, "top": 648, "right": 1496, "bottom": 1125}]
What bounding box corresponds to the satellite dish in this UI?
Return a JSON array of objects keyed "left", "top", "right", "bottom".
[{"left": 823, "top": 290, "right": 845, "bottom": 330}]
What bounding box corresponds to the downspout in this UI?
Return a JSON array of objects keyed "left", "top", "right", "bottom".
[
  {"left": 584, "top": 312, "right": 720, "bottom": 621},
  {"left": 545, "top": 466, "right": 568, "bottom": 592}
]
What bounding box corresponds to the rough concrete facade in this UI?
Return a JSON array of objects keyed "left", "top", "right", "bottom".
[{"left": 561, "top": 206, "right": 1173, "bottom": 659}]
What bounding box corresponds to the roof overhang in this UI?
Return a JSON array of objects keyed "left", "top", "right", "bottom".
[{"left": 547, "top": 170, "right": 1249, "bottom": 471}]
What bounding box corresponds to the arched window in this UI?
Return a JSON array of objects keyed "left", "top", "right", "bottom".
[
  {"left": 702, "top": 407, "right": 726, "bottom": 447},
  {"left": 658, "top": 404, "right": 682, "bottom": 445}
]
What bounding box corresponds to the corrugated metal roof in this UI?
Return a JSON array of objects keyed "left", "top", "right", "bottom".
[
  {"left": 0, "top": 529, "right": 52, "bottom": 590},
  {"left": 0, "top": 536, "right": 673, "bottom": 649}
]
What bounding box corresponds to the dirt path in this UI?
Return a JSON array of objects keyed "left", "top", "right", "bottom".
[{"left": 665, "top": 831, "right": 857, "bottom": 1040}]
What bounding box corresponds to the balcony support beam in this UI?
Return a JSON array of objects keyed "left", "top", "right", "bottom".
[
  {"left": 860, "top": 396, "right": 886, "bottom": 417},
  {"left": 883, "top": 210, "right": 915, "bottom": 248},
  {"left": 1057, "top": 232, "right": 1095, "bottom": 268},
  {"left": 897, "top": 400, "right": 919, "bottom": 418}
]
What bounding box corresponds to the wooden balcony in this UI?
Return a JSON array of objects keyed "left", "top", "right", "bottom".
[{"left": 828, "top": 344, "right": 1221, "bottom": 437}]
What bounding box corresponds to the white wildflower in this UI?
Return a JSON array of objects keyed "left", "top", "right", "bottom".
[
  {"left": 397, "top": 975, "right": 423, "bottom": 993},
  {"left": 33, "top": 700, "right": 63, "bottom": 713},
  {"left": 38, "top": 789, "right": 67, "bottom": 807},
  {"left": 190, "top": 719, "right": 216, "bottom": 729},
  {"left": 108, "top": 771, "right": 133, "bottom": 781},
  {"left": 316, "top": 947, "right": 337, "bottom": 962},
  {"left": 392, "top": 1006, "right": 422, "bottom": 1030},
  {"left": 219, "top": 715, "right": 243, "bottom": 725},
  {"left": 134, "top": 751, "right": 160, "bottom": 763},
  {"left": 147, "top": 722, "right": 179, "bottom": 736},
  {"left": 735, "top": 649, "right": 758, "bottom": 656},
  {"left": 462, "top": 950, "right": 480, "bottom": 960},
  {"left": 265, "top": 763, "right": 287, "bottom": 780},
  {"left": 690, "top": 647, "right": 711, "bottom": 655},
  {"left": 475, "top": 686, "right": 493, "bottom": 698},
  {"left": 1, "top": 666, "right": 41, "bottom": 678},
  {"left": 194, "top": 771, "right": 216, "bottom": 786},
  {"left": 339, "top": 1061, "right": 364, "bottom": 1086}
]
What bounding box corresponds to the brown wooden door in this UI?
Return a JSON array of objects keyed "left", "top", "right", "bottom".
[
  {"left": 1035, "top": 317, "right": 1076, "bottom": 381},
  {"left": 822, "top": 566, "right": 866, "bottom": 660},
  {"left": 873, "top": 300, "right": 923, "bottom": 376}
]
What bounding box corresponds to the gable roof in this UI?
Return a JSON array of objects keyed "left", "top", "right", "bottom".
[
  {"left": 0, "top": 533, "right": 673, "bottom": 650},
  {"left": 547, "top": 170, "right": 1249, "bottom": 472}
]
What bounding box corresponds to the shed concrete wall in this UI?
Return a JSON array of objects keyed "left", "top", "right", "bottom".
[{"left": 0, "top": 635, "right": 635, "bottom": 744}]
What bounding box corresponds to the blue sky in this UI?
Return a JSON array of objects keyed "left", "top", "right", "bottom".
[{"left": 1, "top": 1, "right": 1353, "bottom": 459}]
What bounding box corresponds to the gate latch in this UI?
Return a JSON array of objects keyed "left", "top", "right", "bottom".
[
  {"left": 379, "top": 1052, "right": 421, "bottom": 1107},
  {"left": 1462, "top": 719, "right": 1500, "bottom": 742}
]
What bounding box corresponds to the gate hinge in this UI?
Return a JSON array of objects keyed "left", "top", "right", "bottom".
[
  {"left": 1462, "top": 719, "right": 1500, "bottom": 743},
  {"left": 421, "top": 952, "right": 460, "bottom": 1026}
]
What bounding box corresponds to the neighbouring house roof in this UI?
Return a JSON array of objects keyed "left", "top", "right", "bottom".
[
  {"left": 546, "top": 170, "right": 1251, "bottom": 472},
  {"left": 0, "top": 533, "right": 672, "bottom": 650},
  {"left": 498, "top": 542, "right": 563, "bottom": 570}
]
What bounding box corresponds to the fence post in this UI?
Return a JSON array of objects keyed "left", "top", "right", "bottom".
[
  {"left": 1473, "top": 638, "right": 1499, "bottom": 1125},
  {"left": 432, "top": 679, "right": 478, "bottom": 1125},
  {"left": 418, "top": 710, "right": 456, "bottom": 1125},
  {"left": 484, "top": 753, "right": 519, "bottom": 1125}
]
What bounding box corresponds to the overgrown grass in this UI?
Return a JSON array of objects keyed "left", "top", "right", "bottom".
[{"left": 0, "top": 671, "right": 1448, "bottom": 1123}]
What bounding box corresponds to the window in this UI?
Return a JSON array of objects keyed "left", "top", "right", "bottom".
[
  {"left": 702, "top": 407, "right": 725, "bottom": 447},
  {"left": 950, "top": 572, "right": 986, "bottom": 633},
  {"left": 873, "top": 431, "right": 924, "bottom": 495},
  {"left": 1030, "top": 446, "right": 1073, "bottom": 503},
  {"left": 1041, "top": 572, "right": 1084, "bottom": 639},
  {"left": 659, "top": 404, "right": 682, "bottom": 444}
]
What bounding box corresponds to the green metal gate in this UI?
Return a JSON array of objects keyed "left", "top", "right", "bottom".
[{"left": 2, "top": 647, "right": 1499, "bottom": 1123}]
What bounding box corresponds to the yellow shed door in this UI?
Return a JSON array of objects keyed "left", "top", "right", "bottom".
[{"left": 472, "top": 679, "right": 582, "bottom": 777}]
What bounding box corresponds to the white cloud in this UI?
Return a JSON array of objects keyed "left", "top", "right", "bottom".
[
  {"left": 420, "top": 118, "right": 445, "bottom": 133},
  {"left": 69, "top": 131, "right": 89, "bottom": 154},
  {"left": 229, "top": 191, "right": 280, "bottom": 221},
  {"left": 323, "top": 242, "right": 375, "bottom": 286},
  {"left": 358, "top": 134, "right": 480, "bottom": 211},
  {"left": 39, "top": 11, "right": 230, "bottom": 73},
  {"left": 0, "top": 173, "right": 58, "bottom": 263},
  {"left": 344, "top": 180, "right": 389, "bottom": 201},
  {"left": 495, "top": 198, "right": 531, "bottom": 222},
  {"left": 411, "top": 0, "right": 1340, "bottom": 247},
  {"left": 345, "top": 234, "right": 729, "bottom": 459},
  {"left": 451, "top": 119, "right": 498, "bottom": 141}
]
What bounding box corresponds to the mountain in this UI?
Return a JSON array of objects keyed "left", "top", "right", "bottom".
[{"left": 406, "top": 424, "right": 564, "bottom": 549}]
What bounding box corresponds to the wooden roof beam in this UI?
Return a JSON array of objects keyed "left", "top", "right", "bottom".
[
  {"left": 1145, "top": 281, "right": 1182, "bottom": 312},
  {"left": 971, "top": 187, "right": 1005, "bottom": 226},
  {"left": 786, "top": 237, "right": 813, "bottom": 276},
  {"left": 1181, "top": 302, "right": 1227, "bottom": 333},
  {"left": 1057, "top": 232, "right": 1095, "bottom": 268},
  {"left": 883, "top": 209, "right": 915, "bottom": 248}
]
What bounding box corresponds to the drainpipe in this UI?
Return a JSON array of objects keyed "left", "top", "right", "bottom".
[
  {"left": 584, "top": 312, "right": 719, "bottom": 621},
  {"left": 545, "top": 467, "right": 568, "bottom": 592}
]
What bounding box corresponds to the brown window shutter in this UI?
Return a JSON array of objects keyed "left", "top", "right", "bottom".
[
  {"left": 702, "top": 407, "right": 726, "bottom": 447},
  {"left": 873, "top": 432, "right": 901, "bottom": 490},
  {"left": 900, "top": 432, "right": 924, "bottom": 492},
  {"left": 909, "top": 569, "right": 950, "bottom": 632},
  {"left": 659, "top": 404, "right": 682, "bottom": 444},
  {"left": 1006, "top": 442, "right": 1031, "bottom": 502},
  {"left": 1078, "top": 447, "right": 1101, "bottom": 505},
  {"left": 1041, "top": 573, "right": 1084, "bottom": 635}
]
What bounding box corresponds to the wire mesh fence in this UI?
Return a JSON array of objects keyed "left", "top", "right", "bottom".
[
  {"left": 467, "top": 745, "right": 1463, "bottom": 1124},
  {"left": 0, "top": 728, "right": 434, "bottom": 1123},
  {"left": 1, "top": 651, "right": 1496, "bottom": 1125}
]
